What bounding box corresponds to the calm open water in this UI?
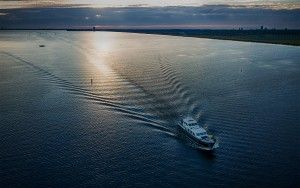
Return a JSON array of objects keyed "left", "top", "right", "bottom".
[{"left": 0, "top": 31, "right": 299, "bottom": 187}]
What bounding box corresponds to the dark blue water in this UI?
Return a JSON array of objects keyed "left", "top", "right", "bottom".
[{"left": 0, "top": 31, "right": 299, "bottom": 187}]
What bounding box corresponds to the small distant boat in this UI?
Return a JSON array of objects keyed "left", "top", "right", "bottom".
[
  {"left": 39, "top": 45, "right": 45, "bottom": 47},
  {"left": 178, "top": 117, "right": 218, "bottom": 150}
]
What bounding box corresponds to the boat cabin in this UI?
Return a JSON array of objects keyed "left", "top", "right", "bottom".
[{"left": 180, "top": 117, "right": 209, "bottom": 139}]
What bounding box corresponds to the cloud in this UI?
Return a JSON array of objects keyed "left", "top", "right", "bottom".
[
  {"left": 0, "top": 5, "right": 299, "bottom": 29},
  {"left": 0, "top": 0, "right": 88, "bottom": 9},
  {"left": 1, "top": 1, "right": 300, "bottom": 9}
]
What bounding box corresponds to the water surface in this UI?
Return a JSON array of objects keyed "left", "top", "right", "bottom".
[{"left": 0, "top": 31, "right": 299, "bottom": 187}]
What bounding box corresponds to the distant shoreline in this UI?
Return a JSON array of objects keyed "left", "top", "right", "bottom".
[
  {"left": 67, "top": 29, "right": 300, "bottom": 46},
  {"left": 1, "top": 28, "right": 300, "bottom": 46}
]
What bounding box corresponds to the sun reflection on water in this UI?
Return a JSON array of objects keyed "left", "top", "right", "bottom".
[{"left": 82, "top": 32, "right": 116, "bottom": 77}]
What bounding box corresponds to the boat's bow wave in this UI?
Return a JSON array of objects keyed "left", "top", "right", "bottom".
[{"left": 1, "top": 46, "right": 213, "bottom": 149}]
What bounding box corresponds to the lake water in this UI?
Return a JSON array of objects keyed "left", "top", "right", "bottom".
[{"left": 0, "top": 31, "right": 299, "bottom": 187}]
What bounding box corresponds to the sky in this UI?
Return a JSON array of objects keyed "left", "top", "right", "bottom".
[
  {"left": 0, "top": 0, "right": 299, "bottom": 29},
  {"left": 0, "top": 0, "right": 299, "bottom": 9}
]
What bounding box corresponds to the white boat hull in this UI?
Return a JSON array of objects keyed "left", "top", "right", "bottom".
[{"left": 178, "top": 123, "right": 218, "bottom": 150}]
